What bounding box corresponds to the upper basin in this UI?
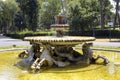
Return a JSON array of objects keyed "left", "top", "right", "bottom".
[{"left": 24, "top": 36, "right": 95, "bottom": 46}]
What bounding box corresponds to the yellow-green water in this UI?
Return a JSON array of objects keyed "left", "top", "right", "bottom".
[{"left": 0, "top": 50, "right": 120, "bottom": 80}]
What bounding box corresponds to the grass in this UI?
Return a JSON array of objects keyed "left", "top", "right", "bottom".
[
  {"left": 0, "top": 46, "right": 30, "bottom": 50},
  {"left": 0, "top": 50, "right": 120, "bottom": 80},
  {"left": 0, "top": 44, "right": 120, "bottom": 51},
  {"left": 75, "top": 45, "right": 120, "bottom": 50}
]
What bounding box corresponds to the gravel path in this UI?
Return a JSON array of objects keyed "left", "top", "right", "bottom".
[
  {"left": 0, "top": 35, "right": 30, "bottom": 47},
  {"left": 0, "top": 35, "right": 120, "bottom": 47}
]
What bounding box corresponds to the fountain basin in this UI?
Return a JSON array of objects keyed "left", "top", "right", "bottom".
[
  {"left": 0, "top": 51, "right": 120, "bottom": 80},
  {"left": 24, "top": 36, "right": 95, "bottom": 46},
  {"left": 51, "top": 24, "right": 69, "bottom": 30}
]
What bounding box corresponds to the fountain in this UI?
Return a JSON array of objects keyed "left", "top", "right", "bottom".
[
  {"left": 15, "top": 1, "right": 109, "bottom": 73},
  {"left": 51, "top": 14, "right": 69, "bottom": 37}
]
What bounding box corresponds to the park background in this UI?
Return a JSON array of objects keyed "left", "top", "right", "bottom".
[{"left": 0, "top": 0, "right": 120, "bottom": 39}]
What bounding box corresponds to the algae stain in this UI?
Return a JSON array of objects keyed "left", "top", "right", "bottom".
[{"left": 0, "top": 51, "right": 120, "bottom": 80}]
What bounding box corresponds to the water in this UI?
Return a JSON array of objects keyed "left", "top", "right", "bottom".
[
  {"left": 0, "top": 51, "right": 120, "bottom": 80},
  {"left": 108, "top": 52, "right": 115, "bottom": 74},
  {"left": 0, "top": 68, "right": 17, "bottom": 80}
]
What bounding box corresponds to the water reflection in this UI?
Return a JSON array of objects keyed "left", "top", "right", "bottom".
[
  {"left": 0, "top": 67, "right": 17, "bottom": 80},
  {"left": 108, "top": 62, "right": 115, "bottom": 74},
  {"left": 108, "top": 52, "right": 115, "bottom": 74}
]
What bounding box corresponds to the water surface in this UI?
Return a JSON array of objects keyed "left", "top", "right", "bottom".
[{"left": 0, "top": 51, "right": 120, "bottom": 80}]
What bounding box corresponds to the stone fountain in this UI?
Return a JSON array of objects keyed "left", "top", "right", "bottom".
[{"left": 15, "top": 2, "right": 109, "bottom": 73}]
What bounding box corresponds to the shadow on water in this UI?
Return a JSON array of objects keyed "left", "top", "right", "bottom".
[{"left": 41, "top": 63, "right": 104, "bottom": 73}]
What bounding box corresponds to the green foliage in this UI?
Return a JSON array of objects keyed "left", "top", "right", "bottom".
[
  {"left": 14, "top": 11, "right": 26, "bottom": 31},
  {"left": 0, "top": 0, "right": 115, "bottom": 35},
  {"left": 5, "top": 30, "right": 53, "bottom": 39},
  {"left": 16, "top": 0, "right": 39, "bottom": 31},
  {"left": 68, "top": 0, "right": 97, "bottom": 32},
  {"left": 68, "top": 0, "right": 113, "bottom": 32},
  {"left": 92, "top": 30, "right": 120, "bottom": 38},
  {"left": 0, "top": 0, "right": 19, "bottom": 33},
  {"left": 39, "top": 0, "right": 61, "bottom": 29},
  {"left": 69, "top": 30, "right": 120, "bottom": 38}
]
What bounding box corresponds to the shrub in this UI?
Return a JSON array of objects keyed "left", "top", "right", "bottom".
[
  {"left": 5, "top": 31, "right": 53, "bottom": 39},
  {"left": 68, "top": 30, "right": 120, "bottom": 38}
]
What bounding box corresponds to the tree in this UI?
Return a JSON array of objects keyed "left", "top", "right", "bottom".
[
  {"left": 39, "top": 0, "right": 61, "bottom": 29},
  {"left": 98, "top": 0, "right": 113, "bottom": 30},
  {"left": 14, "top": 12, "right": 26, "bottom": 31},
  {"left": 16, "top": 0, "right": 39, "bottom": 31},
  {"left": 68, "top": 0, "right": 113, "bottom": 33},
  {"left": 0, "top": 0, "right": 18, "bottom": 33},
  {"left": 99, "top": 0, "right": 104, "bottom": 29},
  {"left": 113, "top": 0, "right": 120, "bottom": 29},
  {"left": 68, "top": 0, "right": 99, "bottom": 32}
]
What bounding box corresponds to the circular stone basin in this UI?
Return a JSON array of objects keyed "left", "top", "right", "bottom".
[
  {"left": 24, "top": 36, "right": 95, "bottom": 46},
  {"left": 0, "top": 51, "right": 120, "bottom": 80},
  {"left": 51, "top": 24, "right": 69, "bottom": 30}
]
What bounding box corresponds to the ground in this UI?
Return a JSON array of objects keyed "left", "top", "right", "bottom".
[
  {"left": 0, "top": 35, "right": 120, "bottom": 47},
  {"left": 95, "top": 38, "right": 120, "bottom": 42}
]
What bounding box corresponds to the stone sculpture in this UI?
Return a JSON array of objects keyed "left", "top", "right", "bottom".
[{"left": 16, "top": 42, "right": 109, "bottom": 73}]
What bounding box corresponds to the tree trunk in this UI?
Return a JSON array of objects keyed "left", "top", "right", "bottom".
[
  {"left": 113, "top": 0, "right": 120, "bottom": 30},
  {"left": 99, "top": 0, "right": 104, "bottom": 30},
  {"left": 119, "top": 13, "right": 120, "bottom": 28}
]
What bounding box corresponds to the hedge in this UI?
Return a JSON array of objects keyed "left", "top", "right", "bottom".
[
  {"left": 69, "top": 30, "right": 120, "bottom": 38},
  {"left": 5, "top": 31, "right": 53, "bottom": 39},
  {"left": 5, "top": 30, "right": 120, "bottom": 39}
]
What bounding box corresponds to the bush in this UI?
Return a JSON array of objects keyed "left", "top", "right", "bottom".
[
  {"left": 95, "top": 30, "right": 120, "bottom": 38},
  {"left": 68, "top": 30, "right": 120, "bottom": 38},
  {"left": 5, "top": 31, "right": 53, "bottom": 39},
  {"left": 5, "top": 30, "right": 120, "bottom": 39}
]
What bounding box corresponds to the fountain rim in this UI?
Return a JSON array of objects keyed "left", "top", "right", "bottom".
[{"left": 24, "top": 36, "right": 96, "bottom": 46}]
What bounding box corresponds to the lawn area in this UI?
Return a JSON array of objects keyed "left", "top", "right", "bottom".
[
  {"left": 0, "top": 50, "right": 120, "bottom": 80},
  {"left": 0, "top": 46, "right": 30, "bottom": 50}
]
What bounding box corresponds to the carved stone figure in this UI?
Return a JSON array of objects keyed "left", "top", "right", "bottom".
[
  {"left": 15, "top": 42, "right": 109, "bottom": 73},
  {"left": 18, "top": 50, "right": 29, "bottom": 58},
  {"left": 82, "top": 42, "right": 109, "bottom": 65},
  {"left": 15, "top": 44, "right": 41, "bottom": 70}
]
